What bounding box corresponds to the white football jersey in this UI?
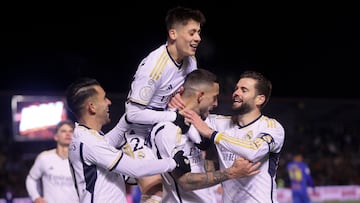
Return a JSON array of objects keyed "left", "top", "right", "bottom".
[
  {"left": 124, "top": 43, "right": 198, "bottom": 167},
  {"left": 69, "top": 124, "right": 177, "bottom": 203},
  {"left": 150, "top": 122, "right": 217, "bottom": 203},
  {"left": 125, "top": 43, "right": 197, "bottom": 133},
  {"left": 128, "top": 43, "right": 197, "bottom": 109},
  {"left": 26, "top": 149, "right": 79, "bottom": 203},
  {"left": 206, "top": 114, "right": 285, "bottom": 203}
]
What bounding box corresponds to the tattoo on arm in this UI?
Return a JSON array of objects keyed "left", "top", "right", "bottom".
[
  {"left": 177, "top": 170, "right": 229, "bottom": 191},
  {"left": 204, "top": 160, "right": 216, "bottom": 172}
]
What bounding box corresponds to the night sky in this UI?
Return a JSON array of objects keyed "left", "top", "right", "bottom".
[{"left": 1, "top": 2, "right": 359, "bottom": 99}]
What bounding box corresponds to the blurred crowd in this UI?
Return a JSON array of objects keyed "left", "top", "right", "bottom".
[{"left": 277, "top": 124, "right": 360, "bottom": 187}]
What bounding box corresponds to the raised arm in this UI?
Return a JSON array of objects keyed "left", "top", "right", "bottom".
[{"left": 79, "top": 139, "right": 190, "bottom": 178}]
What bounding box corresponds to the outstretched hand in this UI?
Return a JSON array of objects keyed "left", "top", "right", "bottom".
[{"left": 227, "top": 157, "right": 261, "bottom": 179}]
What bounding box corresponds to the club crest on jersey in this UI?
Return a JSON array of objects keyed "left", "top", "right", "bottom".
[{"left": 139, "top": 86, "right": 153, "bottom": 101}]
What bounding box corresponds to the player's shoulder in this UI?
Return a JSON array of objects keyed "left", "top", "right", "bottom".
[
  {"left": 207, "top": 114, "right": 232, "bottom": 121},
  {"left": 286, "top": 161, "right": 295, "bottom": 169},
  {"left": 259, "top": 115, "right": 284, "bottom": 128},
  {"left": 37, "top": 148, "right": 56, "bottom": 160},
  {"left": 183, "top": 56, "right": 197, "bottom": 71},
  {"left": 205, "top": 114, "right": 234, "bottom": 132},
  {"left": 74, "top": 125, "right": 105, "bottom": 144},
  {"left": 143, "top": 44, "right": 167, "bottom": 62},
  {"left": 139, "top": 44, "right": 175, "bottom": 75},
  {"left": 152, "top": 121, "right": 178, "bottom": 135},
  {"left": 39, "top": 148, "right": 56, "bottom": 155},
  {"left": 151, "top": 121, "right": 180, "bottom": 147},
  {"left": 186, "top": 55, "right": 197, "bottom": 64},
  {"left": 206, "top": 114, "right": 232, "bottom": 124},
  {"left": 258, "top": 115, "right": 285, "bottom": 139}
]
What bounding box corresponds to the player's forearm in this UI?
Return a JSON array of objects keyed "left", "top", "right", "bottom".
[
  {"left": 117, "top": 154, "right": 176, "bottom": 177},
  {"left": 25, "top": 175, "right": 42, "bottom": 201},
  {"left": 105, "top": 115, "right": 128, "bottom": 148},
  {"left": 126, "top": 102, "right": 176, "bottom": 124},
  {"left": 177, "top": 170, "right": 230, "bottom": 191},
  {"left": 203, "top": 159, "right": 216, "bottom": 172}
]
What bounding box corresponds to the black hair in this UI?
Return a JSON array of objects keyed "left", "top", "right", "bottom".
[
  {"left": 165, "top": 6, "right": 206, "bottom": 31},
  {"left": 65, "top": 77, "right": 100, "bottom": 119},
  {"left": 239, "top": 70, "right": 272, "bottom": 108}
]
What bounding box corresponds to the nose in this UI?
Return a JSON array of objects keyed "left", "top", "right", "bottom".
[
  {"left": 213, "top": 99, "right": 218, "bottom": 107},
  {"left": 232, "top": 92, "right": 237, "bottom": 99},
  {"left": 107, "top": 98, "right": 112, "bottom": 105},
  {"left": 232, "top": 89, "right": 240, "bottom": 98},
  {"left": 195, "top": 32, "right": 201, "bottom": 42}
]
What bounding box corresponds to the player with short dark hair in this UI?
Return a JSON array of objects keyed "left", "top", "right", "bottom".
[
  {"left": 184, "top": 70, "right": 285, "bottom": 202},
  {"left": 65, "top": 77, "right": 191, "bottom": 203},
  {"left": 150, "top": 69, "right": 261, "bottom": 202}
]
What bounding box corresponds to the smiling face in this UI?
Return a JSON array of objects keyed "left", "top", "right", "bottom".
[
  {"left": 174, "top": 19, "right": 202, "bottom": 56},
  {"left": 168, "top": 19, "right": 202, "bottom": 62},
  {"left": 91, "top": 85, "right": 112, "bottom": 126},
  {"left": 231, "top": 77, "right": 259, "bottom": 115}
]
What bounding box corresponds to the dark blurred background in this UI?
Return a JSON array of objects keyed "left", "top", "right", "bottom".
[
  {"left": 1, "top": 2, "right": 360, "bottom": 199},
  {"left": 1, "top": 2, "right": 359, "bottom": 98}
]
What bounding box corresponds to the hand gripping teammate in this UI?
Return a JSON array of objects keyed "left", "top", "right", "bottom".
[
  {"left": 149, "top": 69, "right": 261, "bottom": 203},
  {"left": 184, "top": 71, "right": 285, "bottom": 203}
]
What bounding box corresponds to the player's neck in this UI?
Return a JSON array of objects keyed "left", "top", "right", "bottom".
[
  {"left": 236, "top": 111, "right": 261, "bottom": 126},
  {"left": 181, "top": 97, "right": 199, "bottom": 114},
  {"left": 56, "top": 145, "right": 69, "bottom": 160},
  {"left": 166, "top": 44, "right": 183, "bottom": 64},
  {"left": 78, "top": 116, "right": 103, "bottom": 132}
]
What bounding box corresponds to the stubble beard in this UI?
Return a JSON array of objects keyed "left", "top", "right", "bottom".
[{"left": 231, "top": 102, "right": 251, "bottom": 115}]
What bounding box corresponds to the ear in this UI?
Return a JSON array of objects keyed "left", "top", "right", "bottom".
[
  {"left": 178, "top": 86, "right": 184, "bottom": 95},
  {"left": 197, "top": 91, "right": 205, "bottom": 104},
  {"left": 256, "top": 95, "right": 266, "bottom": 106},
  {"left": 168, "top": 28, "right": 177, "bottom": 40},
  {"left": 88, "top": 101, "right": 96, "bottom": 114},
  {"left": 53, "top": 134, "right": 59, "bottom": 142}
]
